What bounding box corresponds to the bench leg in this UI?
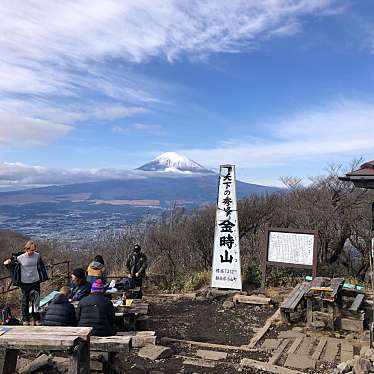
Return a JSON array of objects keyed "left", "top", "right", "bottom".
[
  {"left": 0, "top": 348, "right": 18, "bottom": 374},
  {"left": 328, "top": 303, "right": 335, "bottom": 330},
  {"left": 102, "top": 352, "right": 116, "bottom": 374},
  {"left": 306, "top": 298, "right": 313, "bottom": 328},
  {"left": 69, "top": 341, "right": 90, "bottom": 374}
]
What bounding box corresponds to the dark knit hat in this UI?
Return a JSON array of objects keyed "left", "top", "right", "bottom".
[
  {"left": 72, "top": 268, "right": 86, "bottom": 280},
  {"left": 91, "top": 279, "right": 104, "bottom": 293},
  {"left": 134, "top": 244, "right": 141, "bottom": 252},
  {"left": 94, "top": 255, "right": 104, "bottom": 265}
]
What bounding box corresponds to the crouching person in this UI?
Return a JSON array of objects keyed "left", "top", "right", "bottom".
[
  {"left": 44, "top": 286, "right": 76, "bottom": 326},
  {"left": 77, "top": 279, "right": 115, "bottom": 336}
]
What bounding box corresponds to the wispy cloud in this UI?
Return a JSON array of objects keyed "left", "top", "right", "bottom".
[
  {"left": 181, "top": 100, "right": 374, "bottom": 168},
  {"left": 113, "top": 123, "right": 163, "bottom": 135},
  {"left": 0, "top": 0, "right": 343, "bottom": 146}
]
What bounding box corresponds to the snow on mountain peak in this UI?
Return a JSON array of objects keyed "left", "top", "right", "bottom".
[{"left": 137, "top": 152, "right": 211, "bottom": 173}]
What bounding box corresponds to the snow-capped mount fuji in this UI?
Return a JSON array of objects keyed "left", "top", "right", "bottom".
[{"left": 137, "top": 152, "right": 212, "bottom": 174}]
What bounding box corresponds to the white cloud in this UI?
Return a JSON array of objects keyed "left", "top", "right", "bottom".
[
  {"left": 0, "top": 112, "right": 72, "bottom": 146},
  {"left": 180, "top": 100, "right": 374, "bottom": 168},
  {"left": 0, "top": 162, "right": 146, "bottom": 186},
  {"left": 0, "top": 0, "right": 339, "bottom": 96}
]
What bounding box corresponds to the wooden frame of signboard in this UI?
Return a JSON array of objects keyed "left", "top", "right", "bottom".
[{"left": 261, "top": 226, "right": 318, "bottom": 288}]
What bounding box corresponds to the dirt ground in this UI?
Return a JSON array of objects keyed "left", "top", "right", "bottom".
[{"left": 122, "top": 296, "right": 278, "bottom": 374}]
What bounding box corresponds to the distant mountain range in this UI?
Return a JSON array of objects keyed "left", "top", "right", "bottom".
[
  {"left": 0, "top": 153, "right": 280, "bottom": 207},
  {"left": 0, "top": 153, "right": 281, "bottom": 241}
]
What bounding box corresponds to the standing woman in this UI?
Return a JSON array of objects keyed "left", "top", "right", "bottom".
[{"left": 3, "top": 240, "right": 48, "bottom": 325}]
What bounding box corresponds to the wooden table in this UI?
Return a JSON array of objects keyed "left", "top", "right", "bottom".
[
  {"left": 114, "top": 300, "right": 149, "bottom": 331},
  {"left": 0, "top": 326, "right": 92, "bottom": 374},
  {"left": 305, "top": 277, "right": 344, "bottom": 330}
]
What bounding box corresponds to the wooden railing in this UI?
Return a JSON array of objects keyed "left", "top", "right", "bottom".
[{"left": 0, "top": 260, "right": 70, "bottom": 295}]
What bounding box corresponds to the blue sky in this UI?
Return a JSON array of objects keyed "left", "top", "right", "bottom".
[{"left": 1, "top": 0, "right": 374, "bottom": 187}]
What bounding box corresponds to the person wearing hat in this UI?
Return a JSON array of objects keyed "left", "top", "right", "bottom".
[
  {"left": 3, "top": 240, "right": 48, "bottom": 326},
  {"left": 70, "top": 268, "right": 91, "bottom": 302},
  {"left": 126, "top": 244, "right": 147, "bottom": 298},
  {"left": 86, "top": 255, "right": 107, "bottom": 285},
  {"left": 76, "top": 279, "right": 115, "bottom": 336}
]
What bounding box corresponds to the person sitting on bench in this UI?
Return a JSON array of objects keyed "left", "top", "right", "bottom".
[
  {"left": 44, "top": 286, "right": 76, "bottom": 326},
  {"left": 77, "top": 279, "right": 115, "bottom": 336},
  {"left": 70, "top": 268, "right": 91, "bottom": 302}
]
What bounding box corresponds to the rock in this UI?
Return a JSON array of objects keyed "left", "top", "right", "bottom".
[
  {"left": 311, "top": 320, "right": 325, "bottom": 329},
  {"left": 222, "top": 300, "right": 234, "bottom": 309},
  {"left": 337, "top": 362, "right": 351, "bottom": 373},
  {"left": 138, "top": 345, "right": 172, "bottom": 360},
  {"left": 18, "top": 354, "right": 52, "bottom": 374},
  {"left": 353, "top": 358, "right": 371, "bottom": 374},
  {"left": 183, "top": 358, "right": 215, "bottom": 368},
  {"left": 196, "top": 350, "right": 227, "bottom": 361},
  {"left": 292, "top": 326, "right": 304, "bottom": 332},
  {"left": 364, "top": 348, "right": 374, "bottom": 361}
]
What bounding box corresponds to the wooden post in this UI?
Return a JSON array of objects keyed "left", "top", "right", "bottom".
[
  {"left": 0, "top": 348, "right": 18, "bottom": 374},
  {"left": 306, "top": 298, "right": 313, "bottom": 328},
  {"left": 327, "top": 303, "right": 335, "bottom": 330},
  {"left": 261, "top": 225, "right": 270, "bottom": 290},
  {"left": 68, "top": 341, "right": 90, "bottom": 374}
]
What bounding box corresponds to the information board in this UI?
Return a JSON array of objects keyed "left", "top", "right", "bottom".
[
  {"left": 267, "top": 231, "right": 314, "bottom": 266},
  {"left": 261, "top": 226, "right": 317, "bottom": 287}
]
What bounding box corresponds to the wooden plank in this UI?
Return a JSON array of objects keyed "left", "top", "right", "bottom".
[
  {"left": 233, "top": 294, "right": 271, "bottom": 305},
  {"left": 241, "top": 358, "right": 305, "bottom": 374},
  {"left": 287, "top": 338, "right": 303, "bottom": 355},
  {"left": 269, "top": 339, "right": 289, "bottom": 365},
  {"left": 349, "top": 294, "right": 365, "bottom": 312},
  {"left": 0, "top": 336, "right": 80, "bottom": 350},
  {"left": 297, "top": 337, "right": 313, "bottom": 356},
  {"left": 160, "top": 337, "right": 262, "bottom": 352},
  {"left": 248, "top": 309, "right": 281, "bottom": 348},
  {"left": 4, "top": 326, "right": 92, "bottom": 340},
  {"left": 90, "top": 336, "right": 132, "bottom": 353},
  {"left": 312, "top": 337, "right": 327, "bottom": 360},
  {"left": 284, "top": 353, "right": 316, "bottom": 370},
  {"left": 322, "top": 339, "right": 340, "bottom": 363},
  {"left": 341, "top": 318, "right": 364, "bottom": 332},
  {"left": 262, "top": 339, "right": 283, "bottom": 350},
  {"left": 281, "top": 282, "right": 310, "bottom": 311},
  {"left": 341, "top": 341, "right": 354, "bottom": 363}
]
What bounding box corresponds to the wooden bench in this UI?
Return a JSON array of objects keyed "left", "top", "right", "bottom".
[
  {"left": 280, "top": 282, "right": 310, "bottom": 322},
  {"left": 0, "top": 326, "right": 92, "bottom": 374},
  {"left": 90, "top": 335, "right": 132, "bottom": 374}
]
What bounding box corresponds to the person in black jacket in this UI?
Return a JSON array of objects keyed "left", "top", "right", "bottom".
[
  {"left": 126, "top": 244, "right": 147, "bottom": 298},
  {"left": 70, "top": 268, "right": 91, "bottom": 302},
  {"left": 44, "top": 286, "right": 76, "bottom": 327},
  {"left": 3, "top": 240, "right": 48, "bottom": 326},
  {"left": 77, "top": 279, "right": 115, "bottom": 336}
]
